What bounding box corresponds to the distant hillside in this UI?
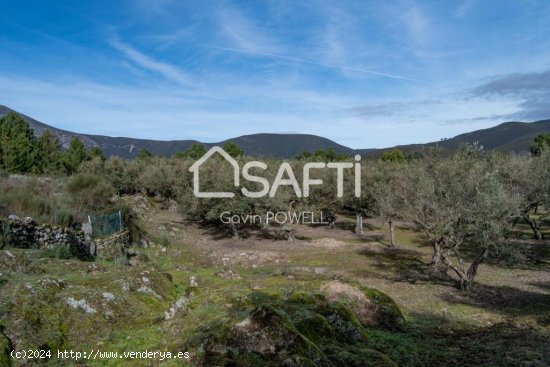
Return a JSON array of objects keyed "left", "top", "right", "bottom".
[
  {"left": 1, "top": 105, "right": 549, "bottom": 158},
  {"left": 0, "top": 105, "right": 99, "bottom": 150},
  {"left": 365, "top": 119, "right": 550, "bottom": 157},
  {"left": 0, "top": 105, "right": 361, "bottom": 158}
]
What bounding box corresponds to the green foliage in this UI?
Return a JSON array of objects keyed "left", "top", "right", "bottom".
[
  {"left": 395, "top": 146, "right": 522, "bottom": 288},
  {"left": 296, "top": 151, "right": 313, "bottom": 160},
  {"left": 297, "top": 148, "right": 350, "bottom": 162},
  {"left": 0, "top": 112, "right": 38, "bottom": 173},
  {"left": 62, "top": 138, "right": 87, "bottom": 174},
  {"left": 40, "top": 243, "right": 74, "bottom": 260},
  {"left": 36, "top": 131, "right": 62, "bottom": 173},
  {"left": 175, "top": 143, "right": 206, "bottom": 159},
  {"left": 0, "top": 178, "right": 76, "bottom": 226},
  {"left": 87, "top": 146, "right": 106, "bottom": 162},
  {"left": 66, "top": 173, "right": 114, "bottom": 220},
  {"left": 380, "top": 149, "right": 406, "bottom": 162},
  {"left": 223, "top": 141, "right": 244, "bottom": 158},
  {"left": 137, "top": 148, "right": 154, "bottom": 160},
  {"left": 530, "top": 133, "right": 550, "bottom": 156},
  {"left": 0, "top": 112, "right": 107, "bottom": 175},
  {"left": 0, "top": 325, "right": 12, "bottom": 367}
]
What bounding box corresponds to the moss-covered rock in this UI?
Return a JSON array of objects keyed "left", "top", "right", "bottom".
[
  {"left": 187, "top": 290, "right": 397, "bottom": 366},
  {"left": 321, "top": 281, "right": 405, "bottom": 331}
]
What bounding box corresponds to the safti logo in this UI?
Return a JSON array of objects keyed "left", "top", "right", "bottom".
[{"left": 189, "top": 146, "right": 362, "bottom": 199}]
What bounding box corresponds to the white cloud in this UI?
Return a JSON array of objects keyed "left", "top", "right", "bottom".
[{"left": 110, "top": 38, "right": 194, "bottom": 87}]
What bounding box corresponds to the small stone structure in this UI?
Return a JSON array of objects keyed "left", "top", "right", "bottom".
[
  {"left": 2, "top": 215, "right": 94, "bottom": 259},
  {"left": 94, "top": 230, "right": 130, "bottom": 261},
  {"left": 1, "top": 215, "right": 129, "bottom": 260}
]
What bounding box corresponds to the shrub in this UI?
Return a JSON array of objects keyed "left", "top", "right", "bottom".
[{"left": 66, "top": 173, "right": 114, "bottom": 220}]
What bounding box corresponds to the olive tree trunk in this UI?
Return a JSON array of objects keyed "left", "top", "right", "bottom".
[
  {"left": 228, "top": 222, "right": 240, "bottom": 239},
  {"left": 355, "top": 213, "right": 363, "bottom": 235},
  {"left": 429, "top": 239, "right": 441, "bottom": 270},
  {"left": 389, "top": 220, "right": 395, "bottom": 247},
  {"left": 441, "top": 245, "right": 490, "bottom": 290},
  {"left": 523, "top": 214, "right": 543, "bottom": 240}
]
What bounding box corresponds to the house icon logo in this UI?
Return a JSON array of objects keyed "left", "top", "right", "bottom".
[{"left": 189, "top": 146, "right": 239, "bottom": 198}]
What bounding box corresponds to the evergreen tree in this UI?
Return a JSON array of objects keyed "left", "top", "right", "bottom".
[
  {"left": 87, "top": 146, "right": 107, "bottom": 162},
  {"left": 531, "top": 133, "right": 550, "bottom": 156},
  {"left": 223, "top": 141, "right": 243, "bottom": 158},
  {"left": 0, "top": 112, "right": 38, "bottom": 173},
  {"left": 36, "top": 131, "right": 62, "bottom": 173},
  {"left": 62, "top": 138, "right": 87, "bottom": 174},
  {"left": 380, "top": 149, "right": 406, "bottom": 162},
  {"left": 137, "top": 149, "right": 153, "bottom": 160},
  {"left": 175, "top": 143, "right": 206, "bottom": 159}
]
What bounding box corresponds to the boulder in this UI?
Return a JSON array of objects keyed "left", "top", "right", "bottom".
[
  {"left": 188, "top": 290, "right": 397, "bottom": 367},
  {"left": 321, "top": 281, "right": 405, "bottom": 331}
]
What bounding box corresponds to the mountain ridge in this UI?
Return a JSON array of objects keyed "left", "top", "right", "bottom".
[{"left": 1, "top": 105, "right": 549, "bottom": 158}]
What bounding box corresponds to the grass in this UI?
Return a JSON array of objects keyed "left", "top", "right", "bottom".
[{"left": 1, "top": 202, "right": 549, "bottom": 366}]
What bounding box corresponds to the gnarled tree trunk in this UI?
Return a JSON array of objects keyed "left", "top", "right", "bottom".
[
  {"left": 429, "top": 239, "right": 441, "bottom": 271},
  {"left": 441, "top": 245, "right": 490, "bottom": 290},
  {"left": 523, "top": 214, "right": 543, "bottom": 240}
]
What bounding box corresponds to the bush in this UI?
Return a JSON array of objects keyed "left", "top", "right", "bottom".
[{"left": 66, "top": 173, "right": 114, "bottom": 220}]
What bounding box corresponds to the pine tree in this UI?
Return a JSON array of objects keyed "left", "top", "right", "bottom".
[
  {"left": 222, "top": 141, "right": 243, "bottom": 158},
  {"left": 62, "top": 138, "right": 87, "bottom": 174},
  {"left": 87, "top": 146, "right": 107, "bottom": 162},
  {"left": 137, "top": 149, "right": 153, "bottom": 160},
  {"left": 36, "top": 130, "right": 62, "bottom": 173},
  {"left": 0, "top": 112, "right": 38, "bottom": 173}
]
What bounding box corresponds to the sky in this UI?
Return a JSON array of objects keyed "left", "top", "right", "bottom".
[{"left": 0, "top": 0, "right": 549, "bottom": 149}]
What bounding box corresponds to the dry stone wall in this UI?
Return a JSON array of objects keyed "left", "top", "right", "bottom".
[{"left": 0, "top": 215, "right": 129, "bottom": 260}]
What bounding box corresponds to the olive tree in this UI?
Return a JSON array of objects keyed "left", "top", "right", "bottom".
[
  {"left": 512, "top": 150, "right": 550, "bottom": 239},
  {"left": 368, "top": 161, "right": 406, "bottom": 247},
  {"left": 397, "top": 149, "right": 521, "bottom": 289}
]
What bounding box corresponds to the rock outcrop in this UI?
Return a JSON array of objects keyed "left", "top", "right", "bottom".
[{"left": 187, "top": 290, "right": 399, "bottom": 367}]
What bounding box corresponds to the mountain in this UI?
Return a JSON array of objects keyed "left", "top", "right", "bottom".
[
  {"left": 1, "top": 105, "right": 549, "bottom": 158},
  {"left": 364, "top": 119, "right": 550, "bottom": 157},
  {"left": 0, "top": 105, "right": 365, "bottom": 158},
  {"left": 0, "top": 105, "right": 99, "bottom": 150}
]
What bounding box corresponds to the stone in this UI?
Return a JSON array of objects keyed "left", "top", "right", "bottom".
[
  {"left": 66, "top": 297, "right": 97, "bottom": 314},
  {"left": 102, "top": 292, "right": 116, "bottom": 302}
]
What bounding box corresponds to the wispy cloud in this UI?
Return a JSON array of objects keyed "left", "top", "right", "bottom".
[
  {"left": 110, "top": 38, "right": 194, "bottom": 87},
  {"left": 400, "top": 5, "right": 431, "bottom": 46},
  {"left": 213, "top": 46, "right": 421, "bottom": 82},
  {"left": 217, "top": 4, "right": 283, "bottom": 54}
]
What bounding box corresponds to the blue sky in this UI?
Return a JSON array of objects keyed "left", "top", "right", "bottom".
[{"left": 1, "top": 0, "right": 549, "bottom": 148}]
